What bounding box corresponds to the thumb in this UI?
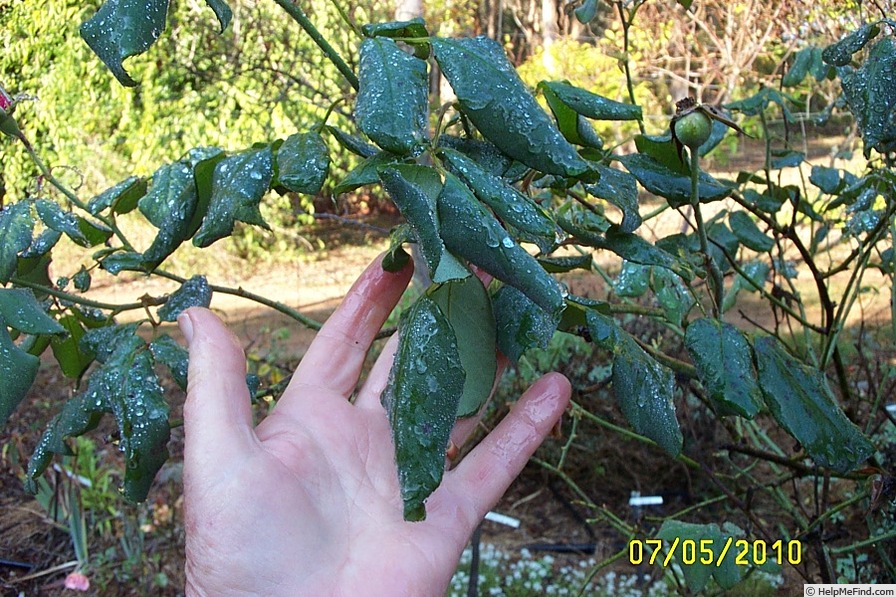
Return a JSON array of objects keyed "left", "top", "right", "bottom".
[{"left": 179, "top": 307, "right": 256, "bottom": 468}]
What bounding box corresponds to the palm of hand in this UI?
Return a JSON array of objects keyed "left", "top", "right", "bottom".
[{"left": 180, "top": 257, "right": 570, "bottom": 597}]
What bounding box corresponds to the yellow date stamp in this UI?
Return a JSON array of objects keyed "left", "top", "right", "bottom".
[{"left": 628, "top": 538, "right": 802, "bottom": 567}]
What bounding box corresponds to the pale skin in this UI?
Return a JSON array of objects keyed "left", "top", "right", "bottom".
[{"left": 178, "top": 255, "right": 571, "bottom": 597}]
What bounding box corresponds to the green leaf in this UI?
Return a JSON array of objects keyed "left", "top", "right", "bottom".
[
  {"left": 685, "top": 319, "right": 762, "bottom": 418},
  {"left": 0, "top": 288, "right": 64, "bottom": 334},
  {"left": 586, "top": 165, "right": 641, "bottom": 233},
  {"left": 0, "top": 317, "right": 40, "bottom": 426},
  {"left": 770, "top": 149, "right": 805, "bottom": 169},
  {"left": 21, "top": 229, "right": 61, "bottom": 259},
  {"left": 438, "top": 135, "right": 515, "bottom": 178},
  {"left": 635, "top": 133, "right": 688, "bottom": 174},
  {"left": 87, "top": 175, "right": 147, "bottom": 215},
  {"left": 34, "top": 199, "right": 89, "bottom": 246},
  {"left": 438, "top": 173, "right": 565, "bottom": 317},
  {"left": 822, "top": 22, "right": 881, "bottom": 67},
  {"left": 139, "top": 160, "right": 199, "bottom": 269},
  {"left": 72, "top": 267, "right": 91, "bottom": 292},
  {"left": 492, "top": 284, "right": 560, "bottom": 362},
  {"left": 728, "top": 211, "right": 774, "bottom": 252},
  {"left": 0, "top": 201, "right": 34, "bottom": 284},
  {"left": 431, "top": 37, "right": 594, "bottom": 179},
  {"left": 362, "top": 17, "right": 429, "bottom": 40},
  {"left": 539, "top": 81, "right": 642, "bottom": 121},
  {"left": 324, "top": 126, "right": 378, "bottom": 158},
  {"left": 158, "top": 276, "right": 212, "bottom": 322},
  {"left": 439, "top": 147, "right": 557, "bottom": 252},
  {"left": 725, "top": 88, "right": 798, "bottom": 122},
  {"left": 101, "top": 251, "right": 145, "bottom": 275},
  {"left": 185, "top": 147, "right": 226, "bottom": 239},
  {"left": 655, "top": 521, "right": 760, "bottom": 592},
  {"left": 722, "top": 260, "right": 770, "bottom": 312},
  {"left": 614, "top": 260, "right": 649, "bottom": 298},
  {"left": 620, "top": 153, "right": 733, "bottom": 208},
  {"left": 538, "top": 82, "right": 604, "bottom": 149},
  {"left": 840, "top": 37, "right": 896, "bottom": 157},
  {"left": 588, "top": 311, "right": 682, "bottom": 456},
  {"left": 28, "top": 328, "right": 170, "bottom": 502},
  {"left": 651, "top": 267, "right": 694, "bottom": 327},
  {"left": 80, "top": 0, "right": 169, "bottom": 86},
  {"left": 574, "top": 0, "right": 598, "bottom": 23},
  {"left": 783, "top": 46, "right": 816, "bottom": 87},
  {"left": 333, "top": 151, "right": 403, "bottom": 195},
  {"left": 203, "top": 0, "right": 232, "bottom": 32},
  {"left": 193, "top": 147, "right": 273, "bottom": 247},
  {"left": 50, "top": 315, "right": 93, "bottom": 379},
  {"left": 537, "top": 254, "right": 592, "bottom": 273},
  {"left": 356, "top": 37, "right": 429, "bottom": 155},
  {"left": 149, "top": 334, "right": 188, "bottom": 390},
  {"left": 77, "top": 217, "right": 114, "bottom": 247},
  {"left": 276, "top": 132, "right": 331, "bottom": 194},
  {"left": 809, "top": 165, "right": 843, "bottom": 194},
  {"left": 382, "top": 296, "right": 465, "bottom": 521},
  {"left": 753, "top": 336, "right": 874, "bottom": 473},
  {"left": 428, "top": 277, "right": 496, "bottom": 417},
  {"left": 382, "top": 224, "right": 414, "bottom": 273}
]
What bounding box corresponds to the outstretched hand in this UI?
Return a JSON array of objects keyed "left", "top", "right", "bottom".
[{"left": 178, "top": 255, "right": 571, "bottom": 597}]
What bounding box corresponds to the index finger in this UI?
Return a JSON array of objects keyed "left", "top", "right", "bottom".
[{"left": 279, "top": 254, "right": 413, "bottom": 410}]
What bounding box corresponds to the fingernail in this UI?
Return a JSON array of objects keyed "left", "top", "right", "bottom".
[{"left": 178, "top": 312, "right": 194, "bottom": 346}]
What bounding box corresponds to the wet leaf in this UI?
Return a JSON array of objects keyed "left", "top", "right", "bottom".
[
  {"left": 382, "top": 296, "right": 465, "bottom": 521},
  {"left": 158, "top": 276, "right": 212, "bottom": 322},
  {"left": 685, "top": 319, "right": 762, "bottom": 418},
  {"left": 620, "top": 153, "right": 733, "bottom": 208},
  {"left": 539, "top": 82, "right": 604, "bottom": 149},
  {"left": 728, "top": 211, "right": 774, "bottom": 252},
  {"left": 362, "top": 17, "right": 428, "bottom": 40},
  {"left": 840, "top": 37, "right": 896, "bottom": 157},
  {"left": 432, "top": 36, "right": 594, "bottom": 179},
  {"left": 783, "top": 46, "right": 816, "bottom": 87},
  {"left": 21, "top": 229, "right": 61, "bottom": 259},
  {"left": 28, "top": 330, "right": 170, "bottom": 502},
  {"left": 822, "top": 22, "right": 881, "bottom": 67},
  {"left": 379, "top": 165, "right": 469, "bottom": 283},
  {"left": 753, "top": 336, "right": 874, "bottom": 473},
  {"left": 614, "top": 260, "right": 649, "bottom": 298},
  {"left": 651, "top": 267, "right": 694, "bottom": 327},
  {"left": 149, "top": 335, "right": 189, "bottom": 390},
  {"left": 539, "top": 81, "right": 642, "bottom": 121},
  {"left": 493, "top": 284, "right": 560, "bottom": 362},
  {"left": 80, "top": 0, "right": 169, "bottom": 86},
  {"left": 439, "top": 147, "right": 556, "bottom": 252},
  {"left": 324, "top": 126, "right": 378, "bottom": 158},
  {"left": 72, "top": 267, "right": 91, "bottom": 292},
  {"left": 429, "top": 277, "right": 496, "bottom": 416},
  {"left": 537, "top": 254, "right": 592, "bottom": 273},
  {"left": 770, "top": 149, "right": 805, "bottom": 169},
  {"left": 0, "top": 201, "right": 34, "bottom": 284},
  {"left": 139, "top": 160, "right": 199, "bottom": 268},
  {"left": 438, "top": 173, "right": 565, "bottom": 317},
  {"left": 586, "top": 164, "right": 641, "bottom": 232},
  {"left": 276, "top": 132, "right": 331, "bottom": 194},
  {"left": 34, "top": 200, "right": 89, "bottom": 246},
  {"left": 0, "top": 288, "right": 64, "bottom": 335},
  {"left": 721, "top": 260, "right": 769, "bottom": 312},
  {"left": 587, "top": 311, "right": 682, "bottom": 456},
  {"left": 0, "top": 317, "right": 40, "bottom": 426},
  {"left": 334, "top": 152, "right": 403, "bottom": 195},
  {"left": 185, "top": 147, "right": 225, "bottom": 239},
  {"left": 87, "top": 176, "right": 147, "bottom": 215},
  {"left": 382, "top": 224, "right": 414, "bottom": 272},
  {"left": 356, "top": 37, "right": 429, "bottom": 155},
  {"left": 437, "top": 135, "right": 515, "bottom": 178},
  {"left": 101, "top": 251, "right": 145, "bottom": 275},
  {"left": 193, "top": 147, "right": 273, "bottom": 247},
  {"left": 809, "top": 165, "right": 843, "bottom": 194}
]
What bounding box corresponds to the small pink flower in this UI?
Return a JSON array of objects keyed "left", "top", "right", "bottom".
[
  {"left": 64, "top": 571, "right": 91, "bottom": 591},
  {"left": 0, "top": 83, "right": 13, "bottom": 112}
]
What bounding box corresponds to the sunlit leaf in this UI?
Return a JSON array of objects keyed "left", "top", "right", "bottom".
[
  {"left": 539, "top": 81, "right": 642, "bottom": 121},
  {"left": 80, "top": 0, "right": 169, "bottom": 86},
  {"left": 840, "top": 37, "right": 896, "bottom": 157},
  {"left": 139, "top": 160, "right": 199, "bottom": 269},
  {"left": 822, "top": 22, "right": 881, "bottom": 67},
  {"left": 382, "top": 296, "right": 465, "bottom": 521},
  {"left": 34, "top": 199, "right": 89, "bottom": 246},
  {"left": 87, "top": 175, "right": 146, "bottom": 215}
]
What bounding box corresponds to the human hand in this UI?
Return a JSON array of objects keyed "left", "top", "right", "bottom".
[{"left": 178, "top": 255, "right": 571, "bottom": 597}]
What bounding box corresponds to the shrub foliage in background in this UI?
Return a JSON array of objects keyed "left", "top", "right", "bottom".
[{"left": 1, "top": 0, "right": 895, "bottom": 589}]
